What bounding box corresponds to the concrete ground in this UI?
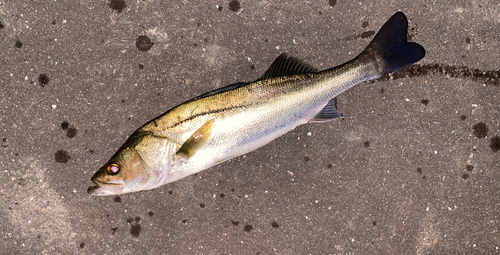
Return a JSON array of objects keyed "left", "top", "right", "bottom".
[{"left": 1, "top": 0, "right": 499, "bottom": 254}]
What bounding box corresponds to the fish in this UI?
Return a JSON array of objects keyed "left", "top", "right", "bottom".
[{"left": 88, "top": 12, "right": 425, "bottom": 196}]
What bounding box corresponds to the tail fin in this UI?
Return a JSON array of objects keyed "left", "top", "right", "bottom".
[{"left": 366, "top": 12, "right": 425, "bottom": 75}]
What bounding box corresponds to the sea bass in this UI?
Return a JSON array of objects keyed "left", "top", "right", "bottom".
[{"left": 88, "top": 12, "right": 425, "bottom": 196}]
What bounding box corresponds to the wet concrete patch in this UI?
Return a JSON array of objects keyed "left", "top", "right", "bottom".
[
  {"left": 136, "top": 35, "right": 154, "bottom": 51},
  {"left": 15, "top": 39, "right": 22, "bottom": 48},
  {"left": 244, "top": 224, "right": 253, "bottom": 232},
  {"left": 108, "top": 0, "right": 127, "bottom": 13},
  {"left": 61, "top": 121, "right": 77, "bottom": 138},
  {"left": 38, "top": 74, "right": 49, "bottom": 87},
  {"left": 228, "top": 0, "right": 241, "bottom": 12},
  {"left": 127, "top": 217, "right": 142, "bottom": 237},
  {"left": 377, "top": 64, "right": 500, "bottom": 86},
  {"left": 490, "top": 136, "right": 500, "bottom": 152},
  {"left": 55, "top": 150, "right": 70, "bottom": 163},
  {"left": 271, "top": 221, "right": 279, "bottom": 228},
  {"left": 472, "top": 122, "right": 488, "bottom": 138}
]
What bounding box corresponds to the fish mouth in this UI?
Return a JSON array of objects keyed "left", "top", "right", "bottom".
[
  {"left": 87, "top": 179, "right": 124, "bottom": 196},
  {"left": 87, "top": 185, "right": 106, "bottom": 195}
]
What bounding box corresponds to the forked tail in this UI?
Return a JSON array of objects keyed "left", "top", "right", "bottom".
[{"left": 364, "top": 12, "right": 426, "bottom": 76}]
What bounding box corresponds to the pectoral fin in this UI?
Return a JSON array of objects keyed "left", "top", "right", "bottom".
[
  {"left": 176, "top": 119, "right": 215, "bottom": 159},
  {"left": 309, "top": 98, "right": 344, "bottom": 123}
]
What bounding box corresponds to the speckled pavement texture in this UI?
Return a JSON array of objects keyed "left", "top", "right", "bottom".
[{"left": 1, "top": 0, "right": 499, "bottom": 254}]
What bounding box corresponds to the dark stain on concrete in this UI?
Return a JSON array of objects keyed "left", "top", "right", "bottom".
[
  {"left": 231, "top": 220, "right": 239, "bottom": 226},
  {"left": 148, "top": 211, "right": 153, "bottom": 217},
  {"left": 17, "top": 178, "right": 26, "bottom": 186},
  {"left": 466, "top": 165, "right": 474, "bottom": 171},
  {"left": 0, "top": 21, "right": 4, "bottom": 29},
  {"left": 244, "top": 224, "right": 253, "bottom": 232},
  {"left": 199, "top": 203, "right": 206, "bottom": 208},
  {"left": 344, "top": 31, "right": 375, "bottom": 41},
  {"left": 108, "top": 0, "right": 127, "bottom": 13},
  {"left": 362, "top": 21, "right": 369, "bottom": 28},
  {"left": 490, "top": 136, "right": 500, "bottom": 152},
  {"left": 114, "top": 196, "right": 122, "bottom": 203},
  {"left": 61, "top": 121, "right": 69, "bottom": 130},
  {"left": 363, "top": 141, "right": 370, "bottom": 148},
  {"left": 61, "top": 121, "right": 77, "bottom": 138},
  {"left": 67, "top": 127, "right": 77, "bottom": 138},
  {"left": 407, "top": 25, "right": 418, "bottom": 41},
  {"left": 38, "top": 74, "right": 49, "bottom": 87},
  {"left": 271, "top": 221, "right": 279, "bottom": 228},
  {"left": 79, "top": 242, "right": 85, "bottom": 249},
  {"left": 417, "top": 167, "right": 426, "bottom": 179},
  {"left": 360, "top": 31, "right": 375, "bottom": 38},
  {"left": 421, "top": 99, "right": 429, "bottom": 105},
  {"left": 462, "top": 173, "right": 469, "bottom": 179},
  {"left": 127, "top": 217, "right": 141, "bottom": 237},
  {"left": 460, "top": 115, "right": 467, "bottom": 121},
  {"left": 228, "top": 0, "right": 241, "bottom": 12},
  {"left": 15, "top": 39, "right": 23, "bottom": 48},
  {"left": 472, "top": 122, "right": 488, "bottom": 138},
  {"left": 377, "top": 64, "right": 499, "bottom": 86},
  {"left": 55, "top": 150, "right": 70, "bottom": 163},
  {"left": 111, "top": 227, "right": 118, "bottom": 235},
  {"left": 136, "top": 35, "right": 154, "bottom": 51},
  {"left": 328, "top": 0, "right": 337, "bottom": 7}
]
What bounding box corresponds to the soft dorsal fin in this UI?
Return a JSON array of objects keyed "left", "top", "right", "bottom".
[
  {"left": 308, "top": 98, "right": 344, "bottom": 123},
  {"left": 258, "top": 53, "right": 318, "bottom": 80}
]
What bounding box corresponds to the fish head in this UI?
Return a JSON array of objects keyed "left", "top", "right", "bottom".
[{"left": 88, "top": 131, "right": 176, "bottom": 196}]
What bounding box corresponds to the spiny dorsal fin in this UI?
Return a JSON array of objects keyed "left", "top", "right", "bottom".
[
  {"left": 308, "top": 98, "right": 344, "bottom": 123},
  {"left": 191, "top": 82, "right": 250, "bottom": 101},
  {"left": 258, "top": 53, "right": 318, "bottom": 80}
]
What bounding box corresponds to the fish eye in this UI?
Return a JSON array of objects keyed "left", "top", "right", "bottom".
[{"left": 107, "top": 162, "right": 120, "bottom": 174}]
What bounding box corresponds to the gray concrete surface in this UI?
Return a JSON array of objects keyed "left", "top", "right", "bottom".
[{"left": 1, "top": 0, "right": 499, "bottom": 254}]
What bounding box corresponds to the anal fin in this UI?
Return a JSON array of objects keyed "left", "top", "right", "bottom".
[{"left": 309, "top": 98, "right": 344, "bottom": 123}]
